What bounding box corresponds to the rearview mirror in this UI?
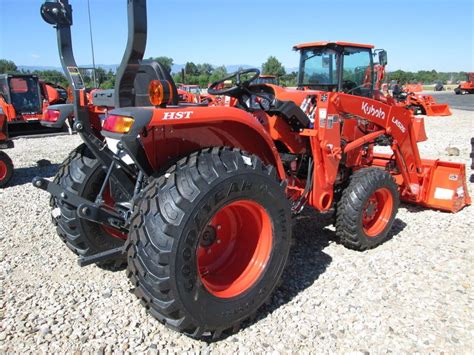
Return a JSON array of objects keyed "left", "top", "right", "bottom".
[{"left": 378, "top": 50, "right": 388, "bottom": 66}]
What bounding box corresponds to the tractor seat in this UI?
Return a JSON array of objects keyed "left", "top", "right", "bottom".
[
  {"left": 267, "top": 99, "right": 311, "bottom": 131},
  {"left": 92, "top": 60, "right": 180, "bottom": 108}
]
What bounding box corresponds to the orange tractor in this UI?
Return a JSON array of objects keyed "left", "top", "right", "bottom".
[
  {"left": 253, "top": 74, "right": 279, "bottom": 85},
  {"left": 455, "top": 72, "right": 474, "bottom": 95},
  {"left": 177, "top": 84, "right": 204, "bottom": 103},
  {"left": 373, "top": 64, "right": 451, "bottom": 116},
  {"left": 0, "top": 104, "right": 14, "bottom": 187},
  {"left": 36, "top": 0, "right": 470, "bottom": 339},
  {"left": 0, "top": 74, "right": 68, "bottom": 136}
]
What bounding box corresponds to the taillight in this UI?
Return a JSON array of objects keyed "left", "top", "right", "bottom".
[
  {"left": 43, "top": 109, "right": 61, "bottom": 122},
  {"left": 102, "top": 115, "right": 134, "bottom": 134}
]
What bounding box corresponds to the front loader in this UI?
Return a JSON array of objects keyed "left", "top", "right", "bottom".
[
  {"left": 36, "top": 0, "right": 470, "bottom": 340},
  {"left": 373, "top": 63, "right": 451, "bottom": 117}
]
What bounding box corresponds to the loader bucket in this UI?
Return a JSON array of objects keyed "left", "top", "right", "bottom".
[
  {"left": 372, "top": 154, "right": 471, "bottom": 212},
  {"left": 424, "top": 103, "right": 452, "bottom": 116},
  {"left": 416, "top": 159, "right": 471, "bottom": 212}
]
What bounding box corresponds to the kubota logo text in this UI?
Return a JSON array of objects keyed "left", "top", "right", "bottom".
[
  {"left": 361, "top": 102, "right": 386, "bottom": 120},
  {"left": 163, "top": 111, "right": 194, "bottom": 120}
]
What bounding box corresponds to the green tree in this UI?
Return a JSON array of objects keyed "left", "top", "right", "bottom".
[
  {"left": 197, "top": 63, "right": 213, "bottom": 76},
  {"left": 209, "top": 65, "right": 228, "bottom": 84},
  {"left": 150, "top": 56, "right": 174, "bottom": 73},
  {"left": 280, "top": 71, "right": 298, "bottom": 87},
  {"left": 33, "top": 70, "right": 68, "bottom": 87},
  {"left": 184, "top": 62, "right": 198, "bottom": 76},
  {"left": 262, "top": 56, "right": 286, "bottom": 77},
  {"left": 0, "top": 59, "right": 17, "bottom": 74}
]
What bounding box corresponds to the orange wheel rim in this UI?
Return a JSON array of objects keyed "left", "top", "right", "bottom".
[
  {"left": 197, "top": 200, "right": 273, "bottom": 298},
  {"left": 0, "top": 160, "right": 7, "bottom": 181},
  {"left": 362, "top": 188, "right": 393, "bottom": 238}
]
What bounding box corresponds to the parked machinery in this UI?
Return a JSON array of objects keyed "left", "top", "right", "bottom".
[{"left": 36, "top": 0, "right": 470, "bottom": 339}]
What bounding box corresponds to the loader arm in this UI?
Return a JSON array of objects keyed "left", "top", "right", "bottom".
[
  {"left": 333, "top": 94, "right": 421, "bottom": 193},
  {"left": 331, "top": 93, "right": 470, "bottom": 212}
]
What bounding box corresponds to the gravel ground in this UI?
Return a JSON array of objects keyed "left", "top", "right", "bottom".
[{"left": 1, "top": 109, "right": 473, "bottom": 353}]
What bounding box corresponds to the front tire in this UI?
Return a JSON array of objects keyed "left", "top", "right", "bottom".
[
  {"left": 126, "top": 148, "right": 292, "bottom": 339},
  {"left": 335, "top": 168, "right": 399, "bottom": 251}
]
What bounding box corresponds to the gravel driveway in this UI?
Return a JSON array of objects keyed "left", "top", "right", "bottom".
[{"left": 1, "top": 110, "right": 473, "bottom": 353}]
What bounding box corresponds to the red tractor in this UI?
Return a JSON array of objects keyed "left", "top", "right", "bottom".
[
  {"left": 252, "top": 74, "right": 279, "bottom": 85},
  {"left": 177, "top": 84, "right": 203, "bottom": 103},
  {"left": 0, "top": 104, "right": 14, "bottom": 187},
  {"left": 36, "top": 0, "right": 470, "bottom": 339},
  {"left": 0, "top": 74, "right": 68, "bottom": 136},
  {"left": 374, "top": 64, "right": 451, "bottom": 117},
  {"left": 454, "top": 72, "right": 474, "bottom": 95}
]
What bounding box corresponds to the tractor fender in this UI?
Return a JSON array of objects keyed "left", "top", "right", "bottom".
[
  {"left": 104, "top": 106, "right": 286, "bottom": 179},
  {"left": 41, "top": 104, "right": 74, "bottom": 128}
]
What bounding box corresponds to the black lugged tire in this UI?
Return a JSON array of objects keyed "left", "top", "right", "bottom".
[
  {"left": 53, "top": 144, "right": 126, "bottom": 267},
  {"left": 126, "top": 148, "right": 292, "bottom": 339},
  {"left": 0, "top": 151, "right": 13, "bottom": 188},
  {"left": 335, "top": 168, "right": 399, "bottom": 251}
]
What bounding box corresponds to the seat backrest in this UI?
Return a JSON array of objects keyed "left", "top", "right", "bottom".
[
  {"left": 134, "top": 60, "right": 179, "bottom": 106},
  {"left": 92, "top": 60, "right": 179, "bottom": 108}
]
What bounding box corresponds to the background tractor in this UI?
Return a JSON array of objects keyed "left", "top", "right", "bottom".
[
  {"left": 0, "top": 104, "right": 14, "bottom": 187},
  {"left": 37, "top": 0, "right": 470, "bottom": 340},
  {"left": 454, "top": 72, "right": 474, "bottom": 95},
  {"left": 0, "top": 74, "right": 68, "bottom": 136}
]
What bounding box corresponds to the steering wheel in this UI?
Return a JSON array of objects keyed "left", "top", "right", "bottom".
[
  {"left": 342, "top": 80, "right": 357, "bottom": 92},
  {"left": 208, "top": 68, "right": 260, "bottom": 97}
]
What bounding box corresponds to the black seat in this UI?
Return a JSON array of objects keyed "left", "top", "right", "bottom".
[
  {"left": 267, "top": 99, "right": 311, "bottom": 131},
  {"left": 92, "top": 60, "right": 179, "bottom": 108}
]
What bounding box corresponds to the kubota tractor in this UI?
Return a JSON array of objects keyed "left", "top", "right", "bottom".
[
  {"left": 0, "top": 74, "right": 68, "bottom": 136},
  {"left": 0, "top": 104, "right": 14, "bottom": 187},
  {"left": 454, "top": 72, "right": 474, "bottom": 95},
  {"left": 36, "top": 0, "right": 470, "bottom": 339},
  {"left": 252, "top": 74, "right": 279, "bottom": 85},
  {"left": 177, "top": 84, "right": 204, "bottom": 104},
  {"left": 373, "top": 64, "right": 451, "bottom": 116}
]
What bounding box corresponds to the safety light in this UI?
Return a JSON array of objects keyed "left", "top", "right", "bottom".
[
  {"left": 42, "top": 109, "right": 61, "bottom": 122},
  {"left": 149, "top": 80, "right": 173, "bottom": 106},
  {"left": 102, "top": 115, "right": 134, "bottom": 134}
]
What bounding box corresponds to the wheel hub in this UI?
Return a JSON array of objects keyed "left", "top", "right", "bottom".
[
  {"left": 197, "top": 200, "right": 273, "bottom": 299},
  {"left": 0, "top": 159, "right": 7, "bottom": 181},
  {"left": 362, "top": 188, "right": 394, "bottom": 238},
  {"left": 200, "top": 226, "right": 217, "bottom": 247}
]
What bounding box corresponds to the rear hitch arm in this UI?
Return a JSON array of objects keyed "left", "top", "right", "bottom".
[
  {"left": 32, "top": 177, "right": 129, "bottom": 233},
  {"left": 77, "top": 246, "right": 125, "bottom": 268}
]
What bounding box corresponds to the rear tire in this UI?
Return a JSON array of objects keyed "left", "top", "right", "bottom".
[
  {"left": 0, "top": 151, "right": 13, "bottom": 188},
  {"left": 335, "top": 168, "right": 399, "bottom": 251},
  {"left": 53, "top": 144, "right": 127, "bottom": 268},
  {"left": 126, "top": 148, "right": 292, "bottom": 339}
]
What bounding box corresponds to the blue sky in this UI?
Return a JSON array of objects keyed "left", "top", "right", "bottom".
[{"left": 0, "top": 0, "right": 472, "bottom": 72}]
